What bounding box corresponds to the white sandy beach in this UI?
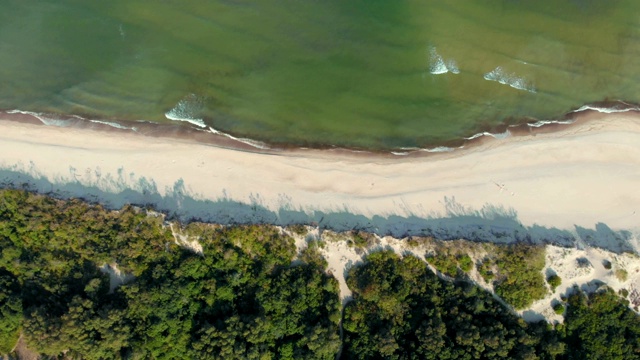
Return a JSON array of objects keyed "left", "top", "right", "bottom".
[{"left": 0, "top": 112, "right": 639, "bottom": 249}]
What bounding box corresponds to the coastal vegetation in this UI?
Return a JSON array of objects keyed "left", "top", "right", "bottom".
[
  {"left": 342, "top": 251, "right": 558, "bottom": 359},
  {"left": 615, "top": 269, "right": 629, "bottom": 282},
  {"left": 553, "top": 303, "right": 565, "bottom": 316},
  {"left": 547, "top": 274, "right": 562, "bottom": 292},
  {"left": 477, "top": 257, "right": 495, "bottom": 282},
  {"left": 0, "top": 189, "right": 637, "bottom": 359},
  {"left": 425, "top": 249, "right": 473, "bottom": 277},
  {"left": 562, "top": 287, "right": 640, "bottom": 359},
  {"left": 0, "top": 190, "right": 340, "bottom": 358},
  {"left": 0, "top": 270, "right": 21, "bottom": 354},
  {"left": 492, "top": 244, "right": 547, "bottom": 309}
]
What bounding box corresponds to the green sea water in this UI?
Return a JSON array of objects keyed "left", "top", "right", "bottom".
[{"left": 2, "top": 0, "right": 640, "bottom": 149}]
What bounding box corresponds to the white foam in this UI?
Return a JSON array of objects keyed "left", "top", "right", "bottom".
[
  {"left": 571, "top": 105, "right": 639, "bottom": 114},
  {"left": 465, "top": 130, "right": 511, "bottom": 140},
  {"left": 483, "top": 66, "right": 536, "bottom": 93},
  {"left": 7, "top": 109, "right": 33, "bottom": 116},
  {"left": 429, "top": 56, "right": 448, "bottom": 75},
  {"left": 208, "top": 127, "right": 270, "bottom": 150},
  {"left": 420, "top": 146, "right": 457, "bottom": 153},
  {"left": 164, "top": 94, "right": 207, "bottom": 128},
  {"left": 446, "top": 59, "right": 460, "bottom": 74},
  {"left": 89, "top": 120, "right": 130, "bottom": 130},
  {"left": 394, "top": 144, "right": 465, "bottom": 155},
  {"left": 392, "top": 145, "right": 462, "bottom": 155},
  {"left": 428, "top": 47, "right": 460, "bottom": 75},
  {"left": 526, "top": 119, "right": 575, "bottom": 128},
  {"left": 465, "top": 132, "right": 490, "bottom": 140},
  {"left": 165, "top": 113, "right": 206, "bottom": 128},
  {"left": 491, "top": 130, "right": 511, "bottom": 139},
  {"left": 7, "top": 109, "right": 74, "bottom": 127}
]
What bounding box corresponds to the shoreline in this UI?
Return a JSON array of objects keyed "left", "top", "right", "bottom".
[
  {"left": 3, "top": 99, "right": 639, "bottom": 156},
  {"left": 0, "top": 110, "right": 639, "bottom": 253}
]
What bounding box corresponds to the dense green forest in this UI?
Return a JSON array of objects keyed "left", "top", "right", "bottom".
[
  {"left": 422, "top": 240, "right": 548, "bottom": 310},
  {"left": 0, "top": 189, "right": 638, "bottom": 359}
]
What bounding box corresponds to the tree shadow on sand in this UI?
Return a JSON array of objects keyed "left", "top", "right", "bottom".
[{"left": 0, "top": 166, "right": 636, "bottom": 254}]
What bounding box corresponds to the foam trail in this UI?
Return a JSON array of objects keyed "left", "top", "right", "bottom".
[
  {"left": 484, "top": 67, "right": 535, "bottom": 93},
  {"left": 571, "top": 105, "right": 639, "bottom": 114},
  {"left": 165, "top": 94, "right": 207, "bottom": 128},
  {"left": 7, "top": 109, "right": 74, "bottom": 127},
  {"left": 526, "top": 119, "right": 575, "bottom": 128},
  {"left": 208, "top": 127, "right": 270, "bottom": 150},
  {"left": 491, "top": 130, "right": 511, "bottom": 139},
  {"left": 429, "top": 47, "right": 448, "bottom": 74},
  {"left": 428, "top": 47, "right": 460, "bottom": 75},
  {"left": 424, "top": 146, "right": 455, "bottom": 152},
  {"left": 392, "top": 145, "right": 460, "bottom": 155},
  {"left": 465, "top": 130, "right": 511, "bottom": 140},
  {"left": 465, "top": 132, "right": 490, "bottom": 141},
  {"left": 89, "top": 120, "right": 131, "bottom": 130},
  {"left": 446, "top": 59, "right": 460, "bottom": 74},
  {"left": 420, "top": 146, "right": 458, "bottom": 153}
]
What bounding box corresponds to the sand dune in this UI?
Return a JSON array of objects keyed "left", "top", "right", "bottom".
[{"left": 0, "top": 111, "right": 639, "bottom": 252}]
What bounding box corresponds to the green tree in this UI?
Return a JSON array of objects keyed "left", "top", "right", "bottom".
[
  {"left": 0, "top": 270, "right": 21, "bottom": 354},
  {"left": 493, "top": 244, "right": 546, "bottom": 309},
  {"left": 342, "top": 251, "right": 556, "bottom": 359},
  {"left": 563, "top": 288, "right": 640, "bottom": 360},
  {"left": 3, "top": 190, "right": 638, "bottom": 359},
  {"left": 547, "top": 275, "right": 562, "bottom": 292},
  {"left": 457, "top": 254, "right": 473, "bottom": 273}
]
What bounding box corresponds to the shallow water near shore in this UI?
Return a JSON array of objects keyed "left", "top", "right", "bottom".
[{"left": 2, "top": 0, "right": 640, "bottom": 150}]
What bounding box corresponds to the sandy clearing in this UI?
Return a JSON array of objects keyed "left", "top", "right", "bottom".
[
  {"left": 521, "top": 245, "right": 640, "bottom": 323},
  {"left": 287, "top": 227, "right": 640, "bottom": 321}
]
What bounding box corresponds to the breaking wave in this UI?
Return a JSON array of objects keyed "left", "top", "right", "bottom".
[
  {"left": 524, "top": 119, "right": 575, "bottom": 128},
  {"left": 4, "top": 99, "right": 639, "bottom": 155},
  {"left": 7, "top": 109, "right": 78, "bottom": 127},
  {"left": 391, "top": 145, "right": 460, "bottom": 156},
  {"left": 483, "top": 66, "right": 535, "bottom": 93},
  {"left": 165, "top": 94, "right": 207, "bottom": 128},
  {"left": 464, "top": 130, "right": 511, "bottom": 140},
  {"left": 7, "top": 110, "right": 137, "bottom": 131},
  {"left": 571, "top": 104, "right": 640, "bottom": 114},
  {"left": 89, "top": 120, "right": 135, "bottom": 130},
  {"left": 207, "top": 127, "right": 270, "bottom": 150},
  {"left": 429, "top": 46, "right": 460, "bottom": 75}
]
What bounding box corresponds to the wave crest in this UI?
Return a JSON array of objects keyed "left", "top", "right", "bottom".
[
  {"left": 207, "top": 127, "right": 270, "bottom": 150},
  {"left": 483, "top": 66, "right": 536, "bottom": 93},
  {"left": 165, "top": 94, "right": 207, "bottom": 128},
  {"left": 429, "top": 47, "right": 460, "bottom": 75},
  {"left": 8, "top": 110, "right": 75, "bottom": 127},
  {"left": 571, "top": 104, "right": 639, "bottom": 114}
]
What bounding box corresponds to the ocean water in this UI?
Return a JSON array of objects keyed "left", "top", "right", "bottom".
[{"left": 1, "top": 0, "right": 640, "bottom": 150}]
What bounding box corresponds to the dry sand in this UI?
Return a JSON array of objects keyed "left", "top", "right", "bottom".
[
  {"left": 521, "top": 244, "right": 640, "bottom": 323},
  {"left": 0, "top": 111, "right": 639, "bottom": 252}
]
